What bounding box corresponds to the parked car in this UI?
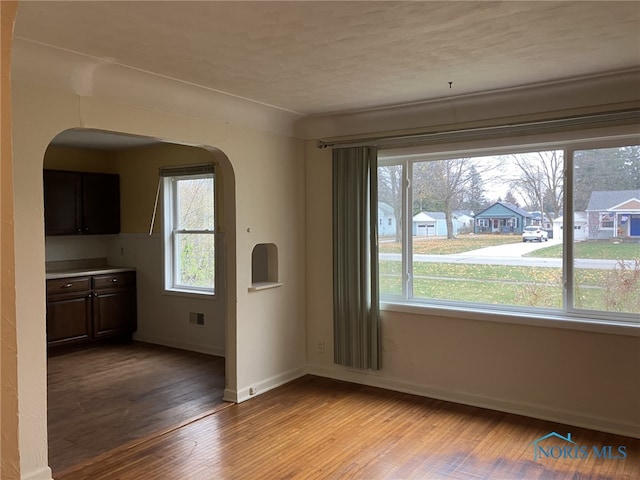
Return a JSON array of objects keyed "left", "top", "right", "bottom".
[{"left": 522, "top": 226, "right": 549, "bottom": 242}]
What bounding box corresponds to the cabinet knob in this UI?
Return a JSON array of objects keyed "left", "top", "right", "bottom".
[
  {"left": 112, "top": 278, "right": 118, "bottom": 282},
  {"left": 62, "top": 283, "right": 72, "bottom": 289}
]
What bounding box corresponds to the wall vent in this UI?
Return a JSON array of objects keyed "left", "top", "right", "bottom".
[{"left": 189, "top": 312, "right": 205, "bottom": 326}]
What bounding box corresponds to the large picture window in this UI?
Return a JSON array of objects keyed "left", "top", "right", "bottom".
[
  {"left": 162, "top": 166, "right": 215, "bottom": 295},
  {"left": 379, "top": 138, "right": 639, "bottom": 324}
]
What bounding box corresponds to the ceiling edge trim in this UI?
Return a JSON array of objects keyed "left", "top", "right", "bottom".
[
  {"left": 296, "top": 69, "right": 640, "bottom": 140},
  {"left": 10, "top": 38, "right": 303, "bottom": 138}
]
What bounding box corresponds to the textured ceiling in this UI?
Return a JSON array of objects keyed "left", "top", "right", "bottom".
[{"left": 14, "top": 1, "right": 640, "bottom": 116}]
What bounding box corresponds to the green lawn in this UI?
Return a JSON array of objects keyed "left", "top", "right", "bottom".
[
  {"left": 380, "top": 269, "right": 563, "bottom": 308},
  {"left": 379, "top": 234, "right": 521, "bottom": 255},
  {"left": 380, "top": 261, "right": 609, "bottom": 285},
  {"left": 378, "top": 237, "right": 640, "bottom": 313},
  {"left": 525, "top": 241, "right": 640, "bottom": 260},
  {"left": 379, "top": 260, "right": 640, "bottom": 313}
]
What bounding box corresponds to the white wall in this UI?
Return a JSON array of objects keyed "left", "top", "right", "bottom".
[
  {"left": 11, "top": 76, "right": 305, "bottom": 479},
  {"left": 107, "top": 233, "right": 226, "bottom": 356},
  {"left": 45, "top": 235, "right": 115, "bottom": 262}
]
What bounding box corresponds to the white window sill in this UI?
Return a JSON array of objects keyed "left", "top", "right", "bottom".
[
  {"left": 380, "top": 301, "right": 640, "bottom": 337},
  {"left": 248, "top": 282, "right": 283, "bottom": 292},
  {"left": 163, "top": 288, "right": 216, "bottom": 300}
]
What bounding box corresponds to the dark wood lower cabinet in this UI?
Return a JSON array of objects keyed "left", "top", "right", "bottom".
[
  {"left": 47, "top": 294, "right": 92, "bottom": 346},
  {"left": 46, "top": 271, "right": 137, "bottom": 351},
  {"left": 93, "top": 288, "right": 137, "bottom": 338}
]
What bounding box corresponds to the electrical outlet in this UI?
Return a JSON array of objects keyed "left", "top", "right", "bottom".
[
  {"left": 316, "top": 340, "right": 325, "bottom": 353},
  {"left": 249, "top": 386, "right": 257, "bottom": 395}
]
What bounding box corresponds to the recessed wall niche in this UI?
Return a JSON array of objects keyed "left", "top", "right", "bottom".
[{"left": 249, "top": 243, "right": 282, "bottom": 291}]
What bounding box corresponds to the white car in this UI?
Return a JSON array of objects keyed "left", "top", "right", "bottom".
[{"left": 522, "top": 226, "right": 549, "bottom": 242}]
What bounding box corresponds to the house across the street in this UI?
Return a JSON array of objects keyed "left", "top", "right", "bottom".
[
  {"left": 529, "top": 211, "right": 553, "bottom": 230},
  {"left": 378, "top": 202, "right": 397, "bottom": 236},
  {"left": 586, "top": 190, "right": 640, "bottom": 240},
  {"left": 453, "top": 210, "right": 475, "bottom": 234},
  {"left": 474, "top": 202, "right": 533, "bottom": 234}
]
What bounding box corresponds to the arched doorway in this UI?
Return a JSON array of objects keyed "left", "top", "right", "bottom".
[{"left": 42, "top": 128, "right": 237, "bottom": 473}]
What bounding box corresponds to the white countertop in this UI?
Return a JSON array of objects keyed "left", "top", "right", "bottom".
[{"left": 46, "top": 266, "right": 136, "bottom": 280}]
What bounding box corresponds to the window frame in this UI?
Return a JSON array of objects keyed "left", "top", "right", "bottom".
[
  {"left": 599, "top": 214, "right": 615, "bottom": 229},
  {"left": 162, "top": 172, "right": 217, "bottom": 297},
  {"left": 378, "top": 130, "right": 640, "bottom": 333}
]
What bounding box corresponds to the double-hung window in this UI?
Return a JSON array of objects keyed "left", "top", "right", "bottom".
[
  {"left": 162, "top": 165, "right": 216, "bottom": 295},
  {"left": 378, "top": 129, "right": 639, "bottom": 327}
]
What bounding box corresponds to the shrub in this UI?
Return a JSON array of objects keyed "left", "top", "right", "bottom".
[{"left": 603, "top": 258, "right": 640, "bottom": 313}]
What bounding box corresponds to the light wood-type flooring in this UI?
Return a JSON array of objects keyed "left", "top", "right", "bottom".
[
  {"left": 54, "top": 373, "right": 638, "bottom": 480},
  {"left": 48, "top": 341, "right": 227, "bottom": 475}
]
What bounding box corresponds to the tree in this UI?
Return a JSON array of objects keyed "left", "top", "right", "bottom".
[
  {"left": 378, "top": 164, "right": 403, "bottom": 242},
  {"left": 413, "top": 158, "right": 473, "bottom": 239},
  {"left": 462, "top": 165, "right": 487, "bottom": 213},
  {"left": 504, "top": 190, "right": 519, "bottom": 207},
  {"left": 506, "top": 150, "right": 563, "bottom": 221},
  {"left": 176, "top": 177, "right": 215, "bottom": 287},
  {"left": 574, "top": 145, "right": 640, "bottom": 210}
]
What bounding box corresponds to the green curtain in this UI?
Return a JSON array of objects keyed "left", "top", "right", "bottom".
[{"left": 332, "top": 146, "right": 380, "bottom": 370}]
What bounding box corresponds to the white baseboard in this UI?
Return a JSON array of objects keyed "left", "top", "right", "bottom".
[
  {"left": 223, "top": 388, "right": 238, "bottom": 403},
  {"left": 21, "top": 466, "right": 53, "bottom": 480},
  {"left": 133, "top": 333, "right": 225, "bottom": 357},
  {"left": 305, "top": 364, "right": 640, "bottom": 439},
  {"left": 234, "top": 367, "right": 307, "bottom": 403}
]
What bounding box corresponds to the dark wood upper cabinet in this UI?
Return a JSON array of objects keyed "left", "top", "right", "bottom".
[
  {"left": 43, "top": 170, "right": 82, "bottom": 235},
  {"left": 82, "top": 172, "right": 120, "bottom": 234},
  {"left": 44, "top": 169, "right": 120, "bottom": 236}
]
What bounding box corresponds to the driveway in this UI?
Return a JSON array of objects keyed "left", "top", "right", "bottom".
[{"left": 452, "top": 238, "right": 562, "bottom": 257}]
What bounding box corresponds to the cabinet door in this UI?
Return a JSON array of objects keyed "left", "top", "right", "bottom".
[
  {"left": 82, "top": 173, "right": 120, "bottom": 234},
  {"left": 43, "top": 170, "right": 82, "bottom": 235},
  {"left": 47, "top": 294, "right": 92, "bottom": 347},
  {"left": 93, "top": 289, "right": 136, "bottom": 338}
]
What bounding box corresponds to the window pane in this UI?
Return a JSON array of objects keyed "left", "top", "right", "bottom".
[
  {"left": 176, "top": 177, "right": 214, "bottom": 230},
  {"left": 405, "top": 150, "right": 563, "bottom": 308},
  {"left": 378, "top": 164, "right": 404, "bottom": 296},
  {"left": 573, "top": 145, "right": 640, "bottom": 314},
  {"left": 175, "top": 233, "right": 215, "bottom": 289}
]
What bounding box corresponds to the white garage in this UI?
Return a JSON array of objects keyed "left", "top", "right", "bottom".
[{"left": 553, "top": 212, "right": 588, "bottom": 241}]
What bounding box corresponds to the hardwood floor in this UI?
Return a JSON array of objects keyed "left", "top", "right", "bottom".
[
  {"left": 48, "top": 341, "right": 227, "bottom": 475},
  {"left": 56, "top": 375, "right": 638, "bottom": 480}
]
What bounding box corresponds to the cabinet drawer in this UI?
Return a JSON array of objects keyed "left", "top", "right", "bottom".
[
  {"left": 47, "top": 277, "right": 91, "bottom": 295},
  {"left": 93, "top": 271, "right": 135, "bottom": 289}
]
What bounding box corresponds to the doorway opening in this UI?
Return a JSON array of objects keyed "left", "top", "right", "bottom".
[{"left": 43, "top": 128, "right": 236, "bottom": 474}]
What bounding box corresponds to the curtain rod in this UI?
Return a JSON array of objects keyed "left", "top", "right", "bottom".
[{"left": 316, "top": 109, "right": 640, "bottom": 150}]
